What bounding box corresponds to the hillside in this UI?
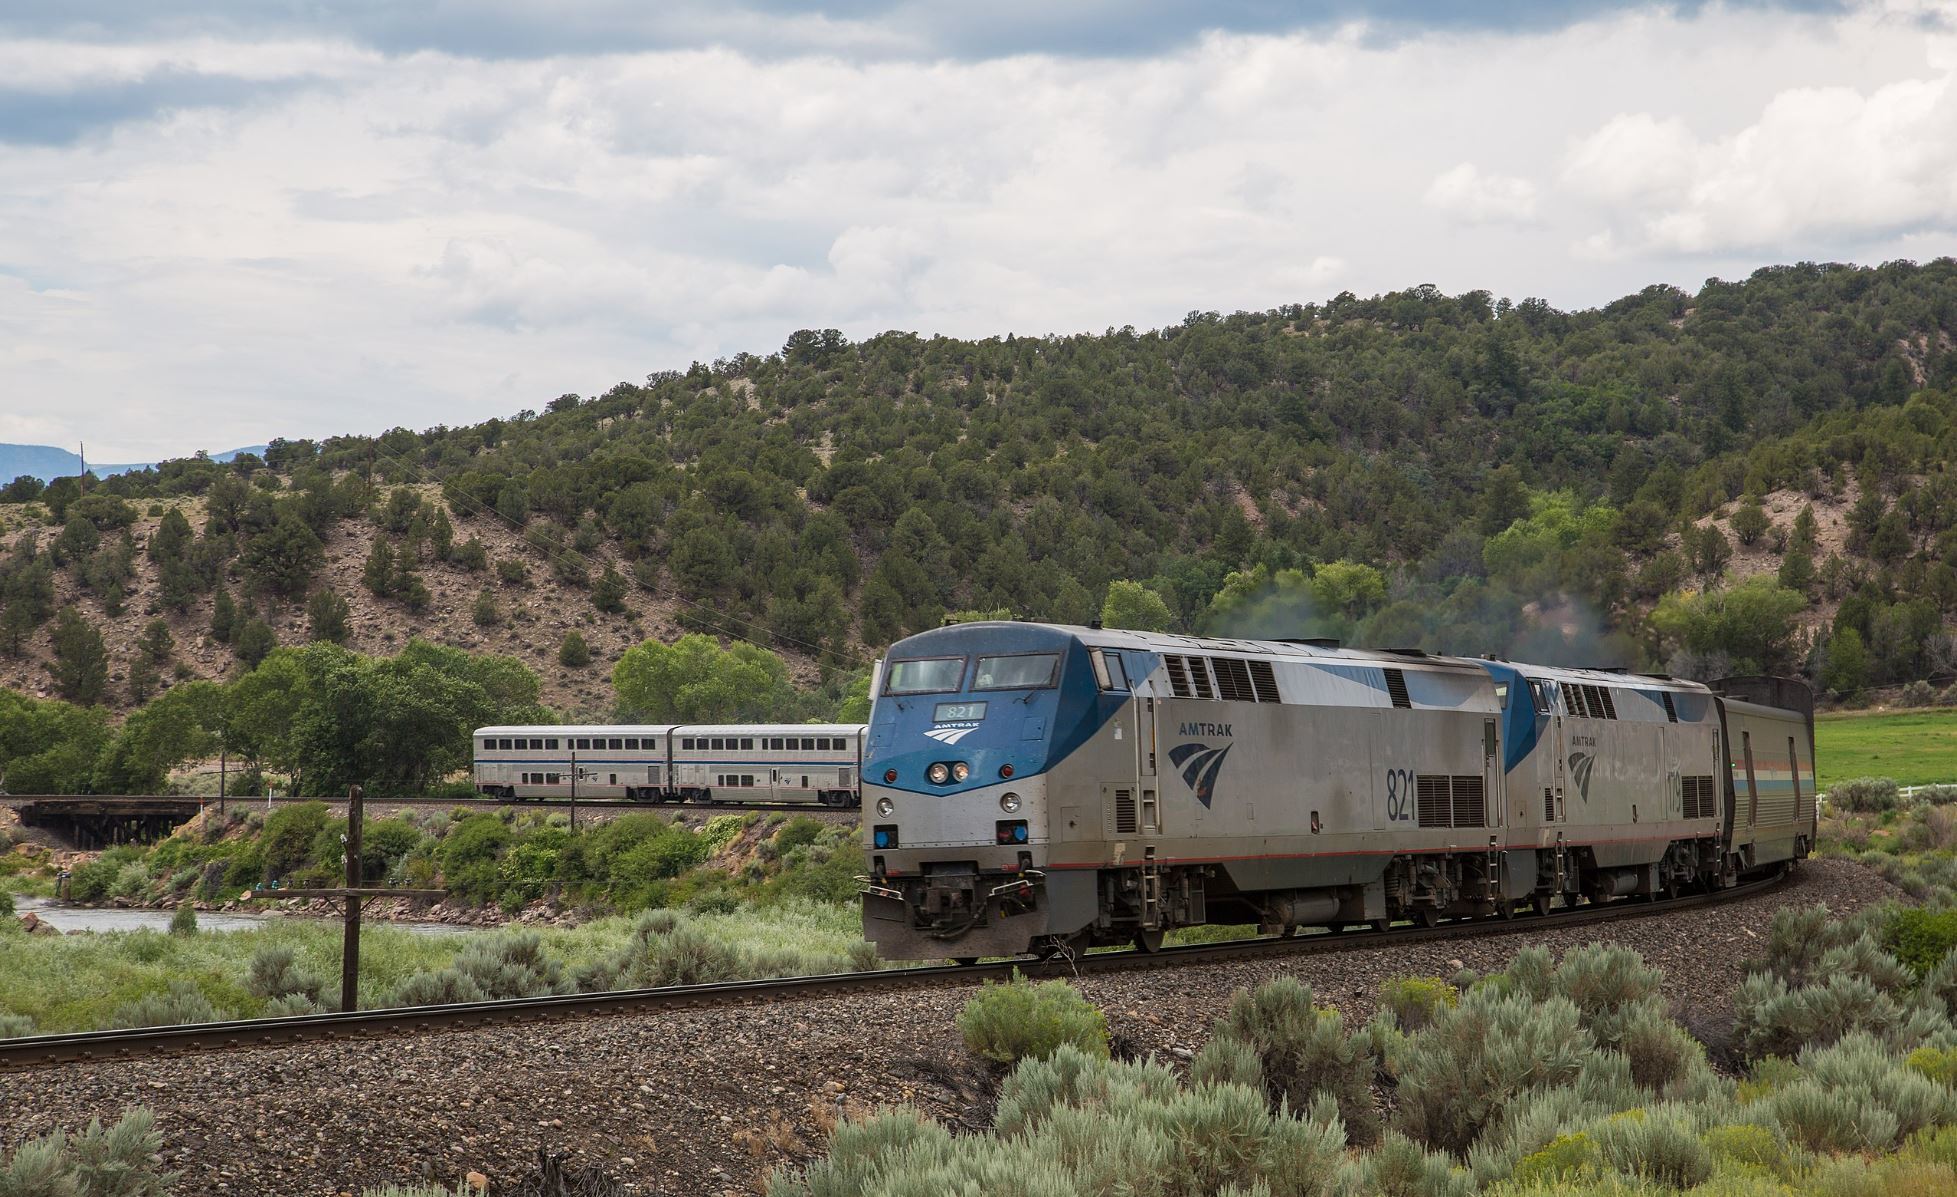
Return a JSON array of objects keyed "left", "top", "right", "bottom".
[{"left": 3, "top": 259, "right": 1955, "bottom": 720}]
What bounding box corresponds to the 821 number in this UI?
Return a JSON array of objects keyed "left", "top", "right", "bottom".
[{"left": 1384, "top": 768, "right": 1416, "bottom": 822}]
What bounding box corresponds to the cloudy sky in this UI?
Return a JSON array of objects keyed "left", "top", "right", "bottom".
[{"left": 1, "top": 1, "right": 1954, "bottom": 460}]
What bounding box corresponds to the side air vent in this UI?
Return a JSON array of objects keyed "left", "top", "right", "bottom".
[
  {"left": 1416, "top": 774, "right": 1487, "bottom": 828},
  {"left": 1212, "top": 657, "right": 1257, "bottom": 703},
  {"left": 1112, "top": 788, "right": 1138, "bottom": 835},
  {"left": 1597, "top": 686, "right": 1618, "bottom": 720},
  {"left": 1682, "top": 775, "right": 1718, "bottom": 820},
  {"left": 1249, "top": 660, "right": 1281, "bottom": 703},
  {"left": 1165, "top": 655, "right": 1193, "bottom": 699},
  {"left": 1189, "top": 658, "right": 1215, "bottom": 700},
  {"left": 1544, "top": 786, "right": 1556, "bottom": 822},
  {"left": 1384, "top": 668, "right": 1412, "bottom": 709}
]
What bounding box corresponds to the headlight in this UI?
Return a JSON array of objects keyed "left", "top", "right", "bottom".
[
  {"left": 951, "top": 762, "right": 970, "bottom": 782},
  {"left": 927, "top": 763, "right": 950, "bottom": 785},
  {"left": 1000, "top": 791, "right": 1021, "bottom": 813},
  {"left": 875, "top": 796, "right": 894, "bottom": 817}
]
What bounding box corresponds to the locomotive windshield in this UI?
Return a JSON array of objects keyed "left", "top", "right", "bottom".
[
  {"left": 973, "top": 653, "right": 1059, "bottom": 690},
  {"left": 884, "top": 657, "right": 966, "bottom": 694}
]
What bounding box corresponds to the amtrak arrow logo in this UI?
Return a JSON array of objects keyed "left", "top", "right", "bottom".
[
  {"left": 925, "top": 726, "right": 978, "bottom": 745},
  {"left": 1168, "top": 742, "right": 1232, "bottom": 808},
  {"left": 1569, "top": 751, "right": 1595, "bottom": 802}
]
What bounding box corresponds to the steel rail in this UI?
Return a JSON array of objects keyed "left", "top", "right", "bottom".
[
  {"left": 2, "top": 794, "right": 857, "bottom": 814},
  {"left": 0, "top": 866, "right": 1792, "bottom": 1073}
]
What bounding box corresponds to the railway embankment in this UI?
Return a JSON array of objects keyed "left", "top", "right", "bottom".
[{"left": 0, "top": 857, "right": 1902, "bottom": 1197}]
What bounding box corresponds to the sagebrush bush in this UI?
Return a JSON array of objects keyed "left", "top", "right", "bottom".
[
  {"left": 1394, "top": 987, "right": 1591, "bottom": 1156},
  {"left": 1381, "top": 977, "right": 1456, "bottom": 1032},
  {"left": 1336, "top": 1130, "right": 1472, "bottom": 1197},
  {"left": 1591, "top": 1109, "right": 1713, "bottom": 1189},
  {"left": 1506, "top": 1130, "right": 1599, "bottom": 1187},
  {"left": 391, "top": 968, "right": 487, "bottom": 1007},
  {"left": 0, "top": 1108, "right": 174, "bottom": 1197},
  {"left": 1210, "top": 977, "right": 1380, "bottom": 1145},
  {"left": 0, "top": 1012, "right": 35, "bottom": 1038},
  {"left": 1700, "top": 1122, "right": 1791, "bottom": 1178},
  {"left": 1190, "top": 1035, "right": 1265, "bottom": 1092},
  {"left": 110, "top": 981, "right": 219, "bottom": 1028},
  {"left": 246, "top": 945, "right": 325, "bottom": 1003},
  {"left": 1831, "top": 777, "right": 1902, "bottom": 814},
  {"left": 167, "top": 902, "right": 197, "bottom": 936},
  {"left": 1733, "top": 971, "right": 1904, "bottom": 1060},
  {"left": 450, "top": 931, "right": 567, "bottom": 999},
  {"left": 956, "top": 974, "right": 1109, "bottom": 1065}
]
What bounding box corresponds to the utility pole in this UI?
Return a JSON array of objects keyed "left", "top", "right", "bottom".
[
  {"left": 250, "top": 784, "right": 442, "bottom": 1012},
  {"left": 569, "top": 748, "right": 578, "bottom": 831}
]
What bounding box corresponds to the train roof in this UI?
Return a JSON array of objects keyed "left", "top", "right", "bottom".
[
  {"left": 902, "top": 622, "right": 1714, "bottom": 694},
  {"left": 473, "top": 723, "right": 866, "bottom": 737}
]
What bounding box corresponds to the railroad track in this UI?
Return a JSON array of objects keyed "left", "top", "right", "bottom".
[
  {"left": 0, "top": 865, "right": 1791, "bottom": 1073},
  {"left": 1, "top": 794, "right": 858, "bottom": 814}
]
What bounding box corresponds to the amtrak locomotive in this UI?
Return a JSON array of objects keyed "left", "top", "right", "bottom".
[{"left": 859, "top": 622, "right": 1815, "bottom": 959}]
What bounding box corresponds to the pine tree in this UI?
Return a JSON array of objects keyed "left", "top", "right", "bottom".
[
  {"left": 307, "top": 587, "right": 351, "bottom": 643},
  {"left": 128, "top": 652, "right": 160, "bottom": 703},
  {"left": 210, "top": 587, "right": 238, "bottom": 644},
  {"left": 362, "top": 539, "right": 396, "bottom": 598},
  {"left": 138, "top": 618, "right": 175, "bottom": 664},
  {"left": 592, "top": 565, "right": 628, "bottom": 614},
  {"left": 49, "top": 608, "right": 108, "bottom": 704},
  {"left": 233, "top": 616, "right": 277, "bottom": 668}
]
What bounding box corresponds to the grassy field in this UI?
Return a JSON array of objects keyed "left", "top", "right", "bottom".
[{"left": 1816, "top": 706, "right": 1957, "bottom": 791}]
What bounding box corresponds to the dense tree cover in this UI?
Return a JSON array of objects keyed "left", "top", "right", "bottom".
[
  {"left": 3, "top": 260, "right": 1956, "bottom": 702},
  {"left": 612, "top": 633, "right": 796, "bottom": 722},
  {"left": 0, "top": 639, "right": 548, "bottom": 796}
]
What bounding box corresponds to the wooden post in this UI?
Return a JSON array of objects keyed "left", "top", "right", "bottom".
[
  {"left": 341, "top": 785, "right": 363, "bottom": 1013},
  {"left": 570, "top": 748, "right": 578, "bottom": 830},
  {"left": 218, "top": 745, "right": 227, "bottom": 817}
]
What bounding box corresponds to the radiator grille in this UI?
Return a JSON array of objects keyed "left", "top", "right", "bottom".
[
  {"left": 1682, "top": 775, "right": 1718, "bottom": 820},
  {"left": 1416, "top": 774, "right": 1487, "bottom": 828},
  {"left": 1112, "top": 789, "right": 1138, "bottom": 834},
  {"left": 1212, "top": 657, "right": 1257, "bottom": 703},
  {"left": 1544, "top": 786, "right": 1556, "bottom": 822},
  {"left": 1165, "top": 655, "right": 1192, "bottom": 698},
  {"left": 1249, "top": 659, "right": 1282, "bottom": 703}
]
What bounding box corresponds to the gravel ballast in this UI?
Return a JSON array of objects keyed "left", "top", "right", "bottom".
[{"left": 0, "top": 857, "right": 1900, "bottom": 1196}]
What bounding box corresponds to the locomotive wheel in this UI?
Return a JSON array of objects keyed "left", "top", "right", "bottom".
[
  {"left": 953, "top": 957, "right": 979, "bottom": 966},
  {"left": 1134, "top": 929, "right": 1166, "bottom": 953},
  {"left": 1415, "top": 907, "right": 1440, "bottom": 928},
  {"left": 1532, "top": 893, "right": 1553, "bottom": 917},
  {"left": 1371, "top": 918, "right": 1391, "bottom": 934}
]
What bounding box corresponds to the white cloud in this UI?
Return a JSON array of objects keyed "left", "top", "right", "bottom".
[
  {"left": 1565, "top": 37, "right": 1957, "bottom": 253},
  {"left": 1424, "top": 163, "right": 1539, "bottom": 225},
  {"left": 0, "top": 4, "right": 1951, "bottom": 458}
]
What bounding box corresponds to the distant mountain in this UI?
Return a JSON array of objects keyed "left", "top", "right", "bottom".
[{"left": 0, "top": 443, "right": 269, "bottom": 483}]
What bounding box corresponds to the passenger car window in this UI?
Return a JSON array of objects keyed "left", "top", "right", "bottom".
[
  {"left": 974, "top": 653, "right": 1060, "bottom": 690},
  {"left": 884, "top": 657, "right": 966, "bottom": 694}
]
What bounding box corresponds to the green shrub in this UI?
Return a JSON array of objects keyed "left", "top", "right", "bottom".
[
  {"left": 168, "top": 902, "right": 198, "bottom": 935},
  {"left": 1887, "top": 908, "right": 1957, "bottom": 978},
  {"left": 261, "top": 801, "right": 331, "bottom": 881},
  {"left": 1210, "top": 976, "right": 1380, "bottom": 1145},
  {"left": 1733, "top": 971, "right": 1904, "bottom": 1060},
  {"left": 623, "top": 925, "right": 743, "bottom": 987},
  {"left": 438, "top": 813, "right": 513, "bottom": 903},
  {"left": 1381, "top": 977, "right": 1457, "bottom": 1032},
  {"left": 0, "top": 1012, "right": 35, "bottom": 1038},
  {"left": 0, "top": 1108, "right": 174, "bottom": 1196},
  {"left": 1906, "top": 1046, "right": 1957, "bottom": 1086},
  {"left": 1701, "top": 1122, "right": 1790, "bottom": 1178},
  {"left": 1613, "top": 1003, "right": 1711, "bottom": 1097},
  {"left": 1508, "top": 1131, "right": 1600, "bottom": 1187},
  {"left": 956, "top": 974, "right": 1109, "bottom": 1065},
  {"left": 110, "top": 981, "right": 220, "bottom": 1028},
  {"left": 1831, "top": 777, "right": 1902, "bottom": 814},
  {"left": 65, "top": 859, "right": 116, "bottom": 902}
]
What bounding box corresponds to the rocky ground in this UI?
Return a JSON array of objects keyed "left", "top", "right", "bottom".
[{"left": 0, "top": 858, "right": 1899, "bottom": 1197}]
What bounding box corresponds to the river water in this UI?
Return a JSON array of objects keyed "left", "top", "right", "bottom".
[{"left": 13, "top": 896, "right": 470, "bottom": 936}]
